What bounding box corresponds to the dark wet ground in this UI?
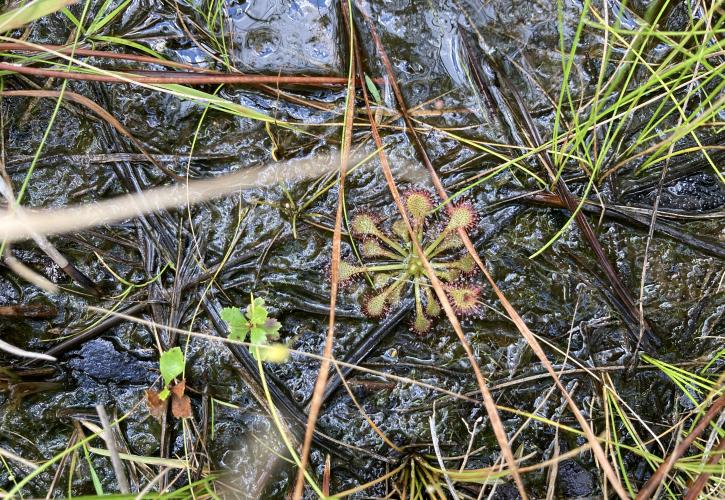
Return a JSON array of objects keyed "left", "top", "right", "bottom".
[{"left": 0, "top": 0, "right": 723, "bottom": 498}]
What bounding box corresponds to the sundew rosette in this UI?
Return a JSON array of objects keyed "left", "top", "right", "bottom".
[{"left": 339, "top": 189, "right": 481, "bottom": 333}]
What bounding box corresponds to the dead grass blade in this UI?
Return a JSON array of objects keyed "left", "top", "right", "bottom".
[{"left": 0, "top": 152, "right": 353, "bottom": 243}]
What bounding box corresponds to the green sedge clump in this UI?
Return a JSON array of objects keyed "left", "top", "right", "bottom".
[{"left": 343, "top": 190, "right": 481, "bottom": 333}]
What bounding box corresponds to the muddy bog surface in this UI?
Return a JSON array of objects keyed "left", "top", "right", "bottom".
[{"left": 0, "top": 0, "right": 723, "bottom": 498}]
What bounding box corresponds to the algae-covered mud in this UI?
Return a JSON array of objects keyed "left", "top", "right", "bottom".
[{"left": 0, "top": 0, "right": 723, "bottom": 498}]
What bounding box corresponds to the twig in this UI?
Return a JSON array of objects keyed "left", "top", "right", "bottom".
[{"left": 96, "top": 405, "right": 130, "bottom": 494}]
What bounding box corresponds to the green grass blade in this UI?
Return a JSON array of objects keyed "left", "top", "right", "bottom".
[{"left": 0, "top": 0, "right": 75, "bottom": 32}]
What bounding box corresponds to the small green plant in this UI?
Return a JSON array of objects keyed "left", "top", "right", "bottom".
[
  {"left": 340, "top": 189, "right": 481, "bottom": 333},
  {"left": 158, "top": 346, "right": 185, "bottom": 401},
  {"left": 221, "top": 295, "right": 287, "bottom": 361}
]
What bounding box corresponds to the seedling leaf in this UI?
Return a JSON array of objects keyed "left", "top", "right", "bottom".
[
  {"left": 221, "top": 307, "right": 249, "bottom": 341},
  {"left": 246, "top": 297, "right": 268, "bottom": 325},
  {"left": 159, "top": 347, "right": 184, "bottom": 388},
  {"left": 222, "top": 296, "right": 287, "bottom": 362},
  {"left": 250, "top": 326, "right": 267, "bottom": 345}
]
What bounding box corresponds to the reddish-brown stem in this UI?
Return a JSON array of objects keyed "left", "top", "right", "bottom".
[{"left": 0, "top": 62, "right": 351, "bottom": 85}]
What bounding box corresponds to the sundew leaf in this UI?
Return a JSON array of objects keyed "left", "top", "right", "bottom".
[
  {"left": 221, "top": 307, "right": 249, "bottom": 341},
  {"left": 159, "top": 347, "right": 184, "bottom": 388}
]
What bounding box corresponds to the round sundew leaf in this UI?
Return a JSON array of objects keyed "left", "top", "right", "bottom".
[
  {"left": 392, "top": 219, "right": 410, "bottom": 242},
  {"left": 373, "top": 272, "right": 392, "bottom": 288},
  {"left": 436, "top": 233, "right": 464, "bottom": 252},
  {"left": 339, "top": 261, "right": 363, "bottom": 282},
  {"left": 445, "top": 203, "right": 476, "bottom": 232},
  {"left": 424, "top": 290, "right": 441, "bottom": 317},
  {"left": 351, "top": 212, "right": 381, "bottom": 237},
  {"left": 405, "top": 190, "right": 434, "bottom": 220},
  {"left": 361, "top": 239, "right": 391, "bottom": 258},
  {"left": 435, "top": 268, "right": 459, "bottom": 282},
  {"left": 446, "top": 285, "right": 480, "bottom": 315},
  {"left": 363, "top": 291, "right": 388, "bottom": 317},
  {"left": 387, "top": 281, "right": 404, "bottom": 307},
  {"left": 452, "top": 254, "right": 476, "bottom": 274},
  {"left": 411, "top": 313, "right": 431, "bottom": 334}
]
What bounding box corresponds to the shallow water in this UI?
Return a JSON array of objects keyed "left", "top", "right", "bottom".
[{"left": 0, "top": 0, "right": 723, "bottom": 497}]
